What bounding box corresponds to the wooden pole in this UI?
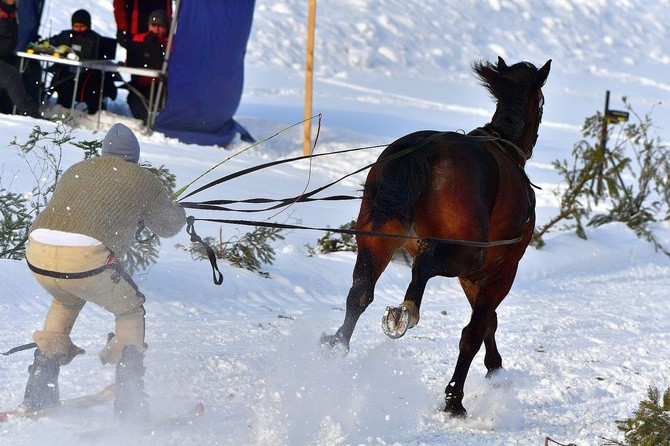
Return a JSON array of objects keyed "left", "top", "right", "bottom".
[{"left": 303, "top": 0, "right": 317, "bottom": 155}]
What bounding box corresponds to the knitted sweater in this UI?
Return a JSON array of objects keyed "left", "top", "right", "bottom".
[{"left": 31, "top": 156, "right": 186, "bottom": 256}]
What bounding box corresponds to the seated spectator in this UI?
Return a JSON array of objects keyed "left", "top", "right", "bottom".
[
  {"left": 126, "top": 9, "right": 169, "bottom": 123},
  {"left": 45, "top": 9, "right": 117, "bottom": 114},
  {"left": 0, "top": 0, "right": 41, "bottom": 117},
  {"left": 113, "top": 0, "right": 171, "bottom": 48}
]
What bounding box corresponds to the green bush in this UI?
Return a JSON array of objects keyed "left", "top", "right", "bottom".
[
  {"left": 604, "top": 386, "right": 670, "bottom": 446},
  {"left": 533, "top": 99, "right": 670, "bottom": 255},
  {"left": 306, "top": 219, "right": 413, "bottom": 265},
  {"left": 183, "top": 225, "right": 285, "bottom": 277},
  {"left": 306, "top": 219, "right": 358, "bottom": 255}
]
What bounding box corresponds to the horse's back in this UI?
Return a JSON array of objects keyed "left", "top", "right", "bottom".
[
  {"left": 364, "top": 130, "right": 533, "bottom": 244},
  {"left": 361, "top": 131, "right": 493, "bottom": 235}
]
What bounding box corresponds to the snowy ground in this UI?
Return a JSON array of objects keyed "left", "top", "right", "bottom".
[{"left": 1, "top": 1, "right": 669, "bottom": 445}]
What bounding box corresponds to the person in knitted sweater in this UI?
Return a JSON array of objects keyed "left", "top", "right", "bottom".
[{"left": 20, "top": 123, "right": 186, "bottom": 423}]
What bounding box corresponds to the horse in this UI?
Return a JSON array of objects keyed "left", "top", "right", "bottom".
[{"left": 320, "top": 57, "right": 551, "bottom": 417}]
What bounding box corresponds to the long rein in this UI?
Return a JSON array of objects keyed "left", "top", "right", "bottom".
[{"left": 180, "top": 130, "right": 535, "bottom": 282}]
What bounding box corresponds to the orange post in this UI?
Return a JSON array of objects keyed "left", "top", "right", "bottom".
[{"left": 303, "top": 0, "right": 317, "bottom": 155}]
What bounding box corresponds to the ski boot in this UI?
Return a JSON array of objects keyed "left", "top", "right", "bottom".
[
  {"left": 20, "top": 349, "right": 61, "bottom": 412},
  {"left": 114, "top": 345, "right": 150, "bottom": 422}
]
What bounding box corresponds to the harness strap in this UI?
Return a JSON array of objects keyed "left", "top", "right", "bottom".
[
  {"left": 186, "top": 216, "right": 224, "bottom": 285},
  {"left": 26, "top": 255, "right": 118, "bottom": 280},
  {"left": 180, "top": 134, "right": 450, "bottom": 213},
  {"left": 191, "top": 217, "right": 523, "bottom": 248},
  {"left": 178, "top": 144, "right": 387, "bottom": 201},
  {"left": 1, "top": 342, "right": 37, "bottom": 356},
  {"left": 468, "top": 127, "right": 530, "bottom": 163}
]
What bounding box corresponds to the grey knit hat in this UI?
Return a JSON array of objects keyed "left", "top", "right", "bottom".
[{"left": 102, "top": 123, "right": 140, "bottom": 163}]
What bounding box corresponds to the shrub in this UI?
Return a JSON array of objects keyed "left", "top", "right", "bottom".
[
  {"left": 182, "top": 225, "right": 285, "bottom": 277},
  {"left": 603, "top": 386, "right": 670, "bottom": 446},
  {"left": 533, "top": 99, "right": 670, "bottom": 255},
  {"left": 306, "top": 219, "right": 358, "bottom": 255}
]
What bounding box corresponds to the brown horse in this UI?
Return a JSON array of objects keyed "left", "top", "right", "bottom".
[{"left": 321, "top": 57, "right": 551, "bottom": 417}]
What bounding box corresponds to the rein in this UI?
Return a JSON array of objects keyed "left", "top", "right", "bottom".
[
  {"left": 187, "top": 217, "right": 523, "bottom": 248},
  {"left": 179, "top": 131, "right": 455, "bottom": 213},
  {"left": 183, "top": 129, "right": 536, "bottom": 284},
  {"left": 468, "top": 127, "right": 529, "bottom": 163}
]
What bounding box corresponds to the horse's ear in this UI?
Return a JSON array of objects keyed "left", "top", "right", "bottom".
[
  {"left": 537, "top": 59, "right": 551, "bottom": 85},
  {"left": 497, "top": 56, "right": 508, "bottom": 71}
]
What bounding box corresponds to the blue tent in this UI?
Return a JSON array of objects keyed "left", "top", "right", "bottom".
[{"left": 155, "top": 0, "right": 255, "bottom": 146}]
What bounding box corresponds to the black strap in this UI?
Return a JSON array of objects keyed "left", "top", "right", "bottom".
[
  {"left": 1, "top": 342, "right": 37, "bottom": 356},
  {"left": 177, "top": 144, "right": 387, "bottom": 202},
  {"left": 191, "top": 217, "right": 523, "bottom": 248},
  {"left": 179, "top": 135, "right": 449, "bottom": 213},
  {"left": 26, "top": 258, "right": 122, "bottom": 279},
  {"left": 186, "top": 216, "right": 223, "bottom": 285}
]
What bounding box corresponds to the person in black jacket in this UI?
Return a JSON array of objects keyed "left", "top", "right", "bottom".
[
  {"left": 46, "top": 9, "right": 117, "bottom": 114},
  {"left": 0, "top": 0, "right": 41, "bottom": 117}
]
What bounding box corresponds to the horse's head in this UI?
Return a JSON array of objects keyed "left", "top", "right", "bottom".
[{"left": 473, "top": 57, "right": 551, "bottom": 161}]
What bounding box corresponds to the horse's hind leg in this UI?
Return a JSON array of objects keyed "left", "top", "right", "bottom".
[
  {"left": 383, "top": 239, "right": 486, "bottom": 339},
  {"left": 320, "top": 247, "right": 378, "bottom": 351},
  {"left": 381, "top": 239, "right": 433, "bottom": 339},
  {"left": 484, "top": 310, "right": 503, "bottom": 377},
  {"left": 321, "top": 229, "right": 405, "bottom": 351}
]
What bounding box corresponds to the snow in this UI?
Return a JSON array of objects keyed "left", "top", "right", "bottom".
[{"left": 1, "top": 0, "right": 670, "bottom": 445}]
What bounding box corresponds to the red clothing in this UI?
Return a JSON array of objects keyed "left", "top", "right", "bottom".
[
  {"left": 129, "top": 31, "right": 168, "bottom": 89},
  {"left": 113, "top": 0, "right": 171, "bottom": 35}
]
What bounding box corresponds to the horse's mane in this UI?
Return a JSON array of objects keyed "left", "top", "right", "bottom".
[{"left": 472, "top": 59, "right": 544, "bottom": 139}]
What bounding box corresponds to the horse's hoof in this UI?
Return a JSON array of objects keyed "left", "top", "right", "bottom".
[
  {"left": 382, "top": 305, "right": 410, "bottom": 339},
  {"left": 319, "top": 333, "right": 349, "bottom": 356},
  {"left": 444, "top": 404, "right": 467, "bottom": 418},
  {"left": 444, "top": 389, "right": 467, "bottom": 417},
  {"left": 485, "top": 366, "right": 504, "bottom": 379}
]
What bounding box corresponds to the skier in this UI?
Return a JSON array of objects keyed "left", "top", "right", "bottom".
[{"left": 20, "top": 123, "right": 186, "bottom": 422}]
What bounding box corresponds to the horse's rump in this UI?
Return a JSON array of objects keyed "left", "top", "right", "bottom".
[{"left": 362, "top": 131, "right": 500, "bottom": 233}]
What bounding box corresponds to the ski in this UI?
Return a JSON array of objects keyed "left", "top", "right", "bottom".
[
  {"left": 141, "top": 402, "right": 205, "bottom": 431},
  {"left": 78, "top": 402, "right": 205, "bottom": 439},
  {"left": 0, "top": 384, "right": 115, "bottom": 422}
]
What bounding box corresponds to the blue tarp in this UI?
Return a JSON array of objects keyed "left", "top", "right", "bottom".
[
  {"left": 155, "top": 0, "right": 255, "bottom": 146},
  {"left": 15, "top": 0, "right": 42, "bottom": 53}
]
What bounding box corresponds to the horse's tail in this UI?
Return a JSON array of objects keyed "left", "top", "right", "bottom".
[{"left": 363, "top": 132, "right": 436, "bottom": 230}]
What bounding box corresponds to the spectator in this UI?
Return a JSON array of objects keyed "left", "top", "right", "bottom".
[
  {"left": 15, "top": 0, "right": 43, "bottom": 104},
  {"left": 113, "top": 0, "right": 171, "bottom": 48},
  {"left": 45, "top": 9, "right": 117, "bottom": 114},
  {"left": 19, "top": 123, "right": 186, "bottom": 422},
  {"left": 126, "top": 9, "right": 169, "bottom": 123},
  {"left": 0, "top": 0, "right": 41, "bottom": 117}
]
